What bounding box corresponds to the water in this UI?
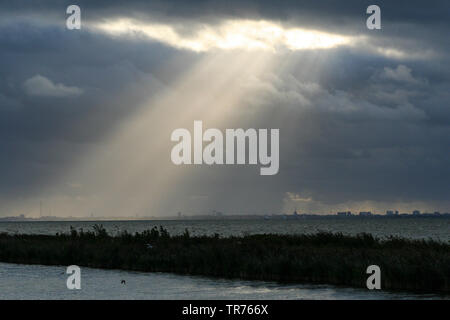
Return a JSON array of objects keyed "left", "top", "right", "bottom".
[
  {"left": 0, "top": 263, "right": 446, "bottom": 300},
  {"left": 0, "top": 217, "right": 448, "bottom": 241}
]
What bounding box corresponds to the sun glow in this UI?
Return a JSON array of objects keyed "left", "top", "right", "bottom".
[{"left": 93, "top": 19, "right": 352, "bottom": 52}]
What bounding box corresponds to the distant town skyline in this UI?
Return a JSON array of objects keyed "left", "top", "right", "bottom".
[{"left": 1, "top": 207, "right": 449, "bottom": 221}]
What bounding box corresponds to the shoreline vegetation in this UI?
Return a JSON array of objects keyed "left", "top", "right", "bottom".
[{"left": 0, "top": 225, "right": 449, "bottom": 293}]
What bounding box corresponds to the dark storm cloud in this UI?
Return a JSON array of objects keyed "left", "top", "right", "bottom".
[
  {"left": 0, "top": 17, "right": 197, "bottom": 198},
  {"left": 4, "top": 0, "right": 450, "bottom": 22},
  {"left": 0, "top": 0, "right": 449, "bottom": 215},
  {"left": 236, "top": 49, "right": 450, "bottom": 209}
]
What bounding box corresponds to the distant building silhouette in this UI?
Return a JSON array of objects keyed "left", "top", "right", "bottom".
[{"left": 386, "top": 210, "right": 399, "bottom": 216}]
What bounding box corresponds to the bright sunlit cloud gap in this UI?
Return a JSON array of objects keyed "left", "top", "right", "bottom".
[{"left": 92, "top": 18, "right": 353, "bottom": 52}]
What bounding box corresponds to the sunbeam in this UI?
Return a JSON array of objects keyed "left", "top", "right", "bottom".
[{"left": 46, "top": 50, "right": 284, "bottom": 216}]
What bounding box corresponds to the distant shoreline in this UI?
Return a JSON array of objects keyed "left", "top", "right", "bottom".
[
  {"left": 1, "top": 214, "right": 449, "bottom": 222},
  {"left": 0, "top": 226, "right": 449, "bottom": 293}
]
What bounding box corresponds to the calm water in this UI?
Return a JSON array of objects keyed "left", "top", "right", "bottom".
[
  {"left": 0, "top": 263, "right": 447, "bottom": 300},
  {"left": 0, "top": 217, "right": 449, "bottom": 241}
]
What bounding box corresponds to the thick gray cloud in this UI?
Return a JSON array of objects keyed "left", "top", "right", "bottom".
[{"left": 0, "top": 1, "right": 449, "bottom": 216}]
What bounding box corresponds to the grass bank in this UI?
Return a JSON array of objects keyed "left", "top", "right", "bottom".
[{"left": 0, "top": 225, "right": 449, "bottom": 293}]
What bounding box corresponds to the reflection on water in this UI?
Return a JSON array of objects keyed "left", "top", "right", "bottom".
[
  {"left": 0, "top": 263, "right": 446, "bottom": 300},
  {"left": 0, "top": 217, "right": 449, "bottom": 241}
]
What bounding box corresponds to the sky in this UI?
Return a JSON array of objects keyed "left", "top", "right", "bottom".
[{"left": 0, "top": 0, "right": 449, "bottom": 217}]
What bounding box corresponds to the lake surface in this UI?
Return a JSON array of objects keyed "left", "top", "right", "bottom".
[
  {"left": 0, "top": 217, "right": 448, "bottom": 241},
  {"left": 0, "top": 262, "right": 447, "bottom": 300}
]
